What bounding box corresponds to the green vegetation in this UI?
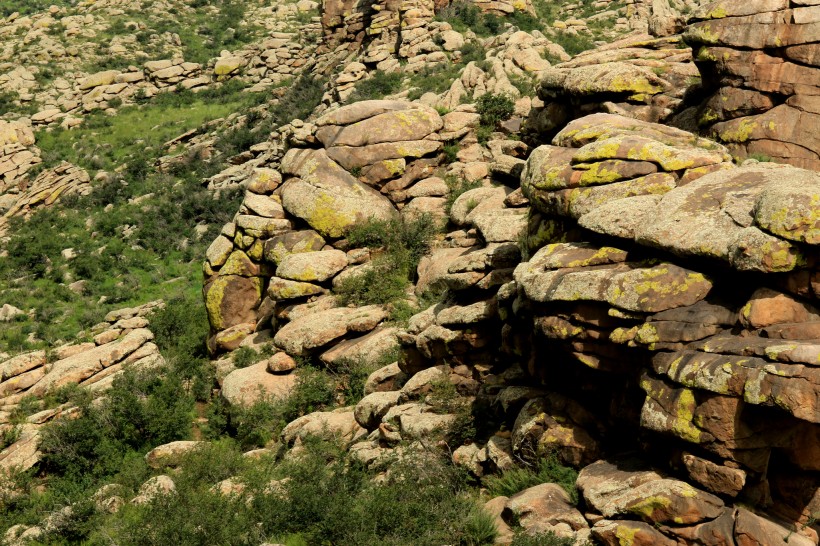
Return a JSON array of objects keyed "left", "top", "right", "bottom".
[
  {"left": 0, "top": 0, "right": 74, "bottom": 17},
  {"left": 103, "top": 440, "right": 497, "bottom": 546},
  {"left": 445, "top": 175, "right": 483, "bottom": 214},
  {"left": 485, "top": 454, "right": 579, "bottom": 505},
  {"left": 346, "top": 70, "right": 403, "bottom": 103},
  {"left": 0, "top": 73, "right": 326, "bottom": 354},
  {"left": 336, "top": 215, "right": 440, "bottom": 311},
  {"left": 38, "top": 368, "right": 193, "bottom": 482},
  {"left": 476, "top": 92, "right": 515, "bottom": 127}
]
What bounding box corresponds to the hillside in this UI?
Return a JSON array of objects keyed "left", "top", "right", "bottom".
[{"left": 0, "top": 0, "right": 818, "bottom": 545}]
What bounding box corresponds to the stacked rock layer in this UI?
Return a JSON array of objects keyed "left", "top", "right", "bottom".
[{"left": 685, "top": 0, "right": 820, "bottom": 169}]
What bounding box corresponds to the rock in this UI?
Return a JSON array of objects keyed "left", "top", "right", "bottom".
[
  {"left": 734, "top": 507, "right": 816, "bottom": 546},
  {"left": 0, "top": 304, "right": 25, "bottom": 322},
  {"left": 267, "top": 277, "right": 325, "bottom": 300},
  {"left": 204, "top": 275, "right": 263, "bottom": 332},
  {"left": 686, "top": 0, "right": 820, "bottom": 169},
  {"left": 132, "top": 475, "right": 175, "bottom": 505},
  {"left": 739, "top": 288, "right": 820, "bottom": 329},
  {"left": 281, "top": 408, "right": 366, "bottom": 445},
  {"left": 591, "top": 519, "right": 678, "bottom": 546},
  {"left": 221, "top": 362, "right": 297, "bottom": 407},
  {"left": 503, "top": 483, "right": 588, "bottom": 536},
  {"left": 319, "top": 326, "right": 399, "bottom": 366},
  {"left": 144, "top": 441, "right": 204, "bottom": 469},
  {"left": 280, "top": 148, "right": 397, "bottom": 238},
  {"left": 79, "top": 70, "right": 119, "bottom": 90},
  {"left": 273, "top": 305, "right": 387, "bottom": 356},
  {"left": 276, "top": 249, "right": 347, "bottom": 282},
  {"left": 315, "top": 101, "right": 443, "bottom": 147},
  {"left": 682, "top": 452, "right": 746, "bottom": 497},
  {"left": 440, "top": 30, "right": 465, "bottom": 51},
  {"left": 264, "top": 230, "right": 326, "bottom": 264},
  {"left": 354, "top": 391, "right": 402, "bottom": 429},
  {"left": 265, "top": 352, "right": 297, "bottom": 374},
  {"left": 364, "top": 362, "right": 407, "bottom": 394},
  {"left": 577, "top": 460, "right": 724, "bottom": 525},
  {"left": 512, "top": 395, "right": 601, "bottom": 467}
]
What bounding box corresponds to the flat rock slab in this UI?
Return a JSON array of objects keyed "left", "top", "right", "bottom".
[
  {"left": 221, "top": 362, "right": 297, "bottom": 407},
  {"left": 273, "top": 305, "right": 388, "bottom": 356}
]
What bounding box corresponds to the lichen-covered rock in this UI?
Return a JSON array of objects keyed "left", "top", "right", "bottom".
[
  {"left": 685, "top": 0, "right": 820, "bottom": 169},
  {"left": 279, "top": 148, "right": 397, "bottom": 238}
]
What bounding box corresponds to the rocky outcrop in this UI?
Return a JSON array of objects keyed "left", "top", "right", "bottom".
[
  {"left": 526, "top": 33, "right": 701, "bottom": 139},
  {"left": 0, "top": 301, "right": 165, "bottom": 473},
  {"left": 0, "top": 162, "right": 91, "bottom": 234},
  {"left": 506, "top": 113, "right": 820, "bottom": 539},
  {"left": 685, "top": 0, "right": 820, "bottom": 169},
  {"left": 202, "top": 100, "right": 450, "bottom": 351},
  {"left": 344, "top": 111, "right": 818, "bottom": 542}
]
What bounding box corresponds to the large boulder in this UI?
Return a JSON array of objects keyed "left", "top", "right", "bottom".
[
  {"left": 279, "top": 148, "right": 397, "bottom": 238},
  {"left": 221, "top": 363, "right": 297, "bottom": 407}
]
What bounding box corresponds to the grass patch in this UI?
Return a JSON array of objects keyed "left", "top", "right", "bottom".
[{"left": 445, "top": 175, "right": 483, "bottom": 214}]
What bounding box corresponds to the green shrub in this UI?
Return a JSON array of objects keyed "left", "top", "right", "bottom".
[
  {"left": 1, "top": 425, "right": 20, "bottom": 450},
  {"left": 551, "top": 32, "right": 596, "bottom": 56},
  {"left": 443, "top": 142, "right": 460, "bottom": 163},
  {"left": 347, "top": 70, "right": 403, "bottom": 103},
  {"left": 338, "top": 215, "right": 439, "bottom": 307},
  {"left": 476, "top": 93, "right": 515, "bottom": 127},
  {"left": 463, "top": 507, "right": 500, "bottom": 546},
  {"left": 484, "top": 454, "right": 579, "bottom": 504},
  {"left": 231, "top": 346, "right": 261, "bottom": 368},
  {"left": 38, "top": 368, "right": 194, "bottom": 481}
]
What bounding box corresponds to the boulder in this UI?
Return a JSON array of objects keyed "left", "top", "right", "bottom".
[
  {"left": 273, "top": 305, "right": 387, "bottom": 356},
  {"left": 280, "top": 148, "right": 397, "bottom": 238},
  {"left": 221, "top": 362, "right": 297, "bottom": 407},
  {"left": 144, "top": 441, "right": 204, "bottom": 469}
]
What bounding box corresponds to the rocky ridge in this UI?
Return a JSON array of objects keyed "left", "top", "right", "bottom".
[{"left": 0, "top": 0, "right": 817, "bottom": 544}]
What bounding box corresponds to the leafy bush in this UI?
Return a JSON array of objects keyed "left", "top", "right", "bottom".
[
  {"left": 485, "top": 454, "right": 579, "bottom": 504},
  {"left": 347, "top": 70, "right": 403, "bottom": 103},
  {"left": 550, "top": 32, "right": 596, "bottom": 56},
  {"left": 337, "top": 215, "right": 439, "bottom": 308},
  {"left": 38, "top": 368, "right": 194, "bottom": 481},
  {"left": 232, "top": 346, "right": 262, "bottom": 368},
  {"left": 476, "top": 93, "right": 515, "bottom": 127}
]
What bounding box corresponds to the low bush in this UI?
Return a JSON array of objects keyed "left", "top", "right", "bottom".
[
  {"left": 38, "top": 368, "right": 194, "bottom": 482},
  {"left": 484, "top": 454, "right": 579, "bottom": 504},
  {"left": 337, "top": 215, "right": 439, "bottom": 308},
  {"left": 347, "top": 70, "right": 403, "bottom": 103},
  {"left": 444, "top": 175, "right": 483, "bottom": 214},
  {"left": 476, "top": 93, "right": 515, "bottom": 127}
]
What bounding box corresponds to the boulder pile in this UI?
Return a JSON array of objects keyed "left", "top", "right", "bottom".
[{"left": 526, "top": 33, "right": 700, "bottom": 138}]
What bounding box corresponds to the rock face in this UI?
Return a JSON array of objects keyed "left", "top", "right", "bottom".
[{"left": 685, "top": 0, "right": 820, "bottom": 169}]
